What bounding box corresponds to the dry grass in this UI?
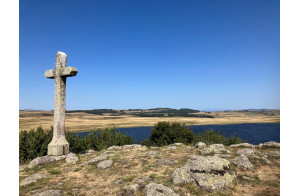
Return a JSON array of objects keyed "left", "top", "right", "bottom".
[{"left": 19, "top": 110, "right": 280, "bottom": 132}]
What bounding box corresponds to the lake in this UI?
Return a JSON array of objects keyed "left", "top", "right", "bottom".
[{"left": 74, "top": 123, "right": 280, "bottom": 145}]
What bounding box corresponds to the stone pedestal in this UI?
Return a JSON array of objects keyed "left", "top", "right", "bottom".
[{"left": 48, "top": 137, "right": 69, "bottom": 156}]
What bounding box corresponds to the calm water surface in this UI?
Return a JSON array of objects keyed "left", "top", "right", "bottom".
[{"left": 74, "top": 123, "right": 280, "bottom": 145}]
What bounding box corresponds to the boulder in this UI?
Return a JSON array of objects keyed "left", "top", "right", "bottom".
[
  {"left": 33, "top": 190, "right": 61, "bottom": 196},
  {"left": 65, "top": 153, "right": 78, "bottom": 165},
  {"left": 79, "top": 154, "right": 107, "bottom": 167},
  {"left": 137, "top": 177, "right": 152, "bottom": 188},
  {"left": 123, "top": 144, "right": 145, "bottom": 150},
  {"left": 123, "top": 184, "right": 140, "bottom": 196},
  {"left": 236, "top": 148, "right": 255, "bottom": 155},
  {"left": 232, "top": 154, "right": 254, "bottom": 169},
  {"left": 28, "top": 155, "right": 66, "bottom": 168},
  {"left": 202, "top": 144, "right": 230, "bottom": 154},
  {"left": 97, "top": 160, "right": 113, "bottom": 169},
  {"left": 172, "top": 143, "right": 183, "bottom": 146},
  {"left": 195, "top": 142, "right": 207, "bottom": 149},
  {"left": 144, "top": 183, "right": 178, "bottom": 196},
  {"left": 192, "top": 172, "right": 236, "bottom": 192},
  {"left": 230, "top": 143, "right": 255, "bottom": 148},
  {"left": 261, "top": 151, "right": 280, "bottom": 158},
  {"left": 107, "top": 146, "right": 123, "bottom": 151},
  {"left": 186, "top": 156, "right": 230, "bottom": 173},
  {"left": 20, "top": 173, "right": 47, "bottom": 187},
  {"left": 171, "top": 166, "right": 194, "bottom": 184}
]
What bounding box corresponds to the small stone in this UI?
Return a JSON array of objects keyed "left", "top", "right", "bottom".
[
  {"left": 195, "top": 142, "right": 207, "bottom": 149},
  {"left": 20, "top": 173, "right": 47, "bottom": 187},
  {"left": 144, "top": 183, "right": 178, "bottom": 196},
  {"left": 232, "top": 154, "right": 254, "bottom": 169},
  {"left": 123, "top": 184, "right": 140, "bottom": 196},
  {"left": 33, "top": 190, "right": 61, "bottom": 196},
  {"left": 97, "top": 160, "right": 113, "bottom": 169},
  {"left": 155, "top": 159, "right": 178, "bottom": 166},
  {"left": 113, "top": 179, "right": 125, "bottom": 185},
  {"left": 65, "top": 153, "right": 78, "bottom": 165}
]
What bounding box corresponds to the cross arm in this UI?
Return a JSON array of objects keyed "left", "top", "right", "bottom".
[{"left": 45, "top": 67, "right": 78, "bottom": 79}]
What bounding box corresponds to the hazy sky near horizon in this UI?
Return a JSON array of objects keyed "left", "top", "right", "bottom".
[{"left": 20, "top": 0, "right": 280, "bottom": 110}]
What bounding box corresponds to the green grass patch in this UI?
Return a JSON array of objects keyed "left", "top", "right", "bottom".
[{"left": 48, "top": 169, "right": 61, "bottom": 175}]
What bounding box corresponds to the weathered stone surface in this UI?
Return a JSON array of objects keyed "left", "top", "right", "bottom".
[
  {"left": 112, "top": 179, "right": 124, "bottom": 185},
  {"left": 167, "top": 146, "right": 177, "bottom": 150},
  {"left": 192, "top": 172, "right": 235, "bottom": 192},
  {"left": 202, "top": 144, "right": 230, "bottom": 154},
  {"left": 230, "top": 143, "right": 255, "bottom": 148},
  {"left": 232, "top": 154, "right": 254, "bottom": 169},
  {"left": 236, "top": 148, "right": 256, "bottom": 155},
  {"left": 144, "top": 183, "right": 178, "bottom": 196},
  {"left": 79, "top": 154, "right": 107, "bottom": 167},
  {"left": 28, "top": 155, "right": 66, "bottom": 168},
  {"left": 97, "top": 159, "right": 113, "bottom": 169},
  {"left": 261, "top": 156, "right": 274, "bottom": 165},
  {"left": 19, "top": 165, "right": 28, "bottom": 172},
  {"left": 122, "top": 144, "right": 145, "bottom": 149},
  {"left": 172, "top": 143, "right": 183, "bottom": 146},
  {"left": 195, "top": 142, "right": 207, "bottom": 149},
  {"left": 86, "top": 149, "right": 95, "bottom": 153},
  {"left": 20, "top": 173, "right": 47, "bottom": 187},
  {"left": 214, "top": 154, "right": 232, "bottom": 158},
  {"left": 171, "top": 166, "right": 194, "bottom": 184},
  {"left": 123, "top": 184, "right": 140, "bottom": 196},
  {"left": 261, "top": 151, "right": 280, "bottom": 158},
  {"left": 155, "top": 159, "right": 178, "bottom": 166},
  {"left": 137, "top": 177, "right": 152, "bottom": 188},
  {"left": 107, "top": 146, "right": 123, "bottom": 151},
  {"left": 261, "top": 141, "right": 280, "bottom": 148},
  {"left": 187, "top": 156, "right": 230, "bottom": 172},
  {"left": 46, "top": 51, "right": 78, "bottom": 156},
  {"left": 34, "top": 190, "right": 61, "bottom": 196},
  {"left": 65, "top": 153, "right": 78, "bottom": 164}
]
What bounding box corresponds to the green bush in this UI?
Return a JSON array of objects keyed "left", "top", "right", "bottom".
[
  {"left": 194, "top": 129, "right": 246, "bottom": 145},
  {"left": 19, "top": 127, "right": 135, "bottom": 163},
  {"left": 142, "top": 121, "right": 195, "bottom": 146}
]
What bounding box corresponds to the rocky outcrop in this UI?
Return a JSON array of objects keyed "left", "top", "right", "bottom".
[
  {"left": 258, "top": 141, "right": 280, "bottom": 148},
  {"left": 232, "top": 154, "right": 254, "bottom": 169},
  {"left": 171, "top": 155, "right": 236, "bottom": 191},
  {"left": 148, "top": 151, "right": 159, "bottom": 157},
  {"left": 20, "top": 173, "right": 47, "bottom": 187},
  {"left": 97, "top": 160, "right": 113, "bottom": 169},
  {"left": 167, "top": 146, "right": 177, "bottom": 150},
  {"left": 144, "top": 183, "right": 178, "bottom": 196}
]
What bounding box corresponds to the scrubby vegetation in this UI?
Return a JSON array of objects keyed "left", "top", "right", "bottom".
[
  {"left": 141, "top": 121, "right": 245, "bottom": 147},
  {"left": 19, "top": 121, "right": 245, "bottom": 162},
  {"left": 19, "top": 127, "right": 135, "bottom": 163}
]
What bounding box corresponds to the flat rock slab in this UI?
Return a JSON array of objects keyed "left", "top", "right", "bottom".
[
  {"left": 232, "top": 154, "right": 254, "bottom": 169},
  {"left": 107, "top": 144, "right": 146, "bottom": 151},
  {"left": 97, "top": 159, "right": 113, "bottom": 169},
  {"left": 79, "top": 154, "right": 107, "bottom": 167},
  {"left": 261, "top": 151, "right": 280, "bottom": 158},
  {"left": 202, "top": 144, "right": 230, "bottom": 154},
  {"left": 167, "top": 146, "right": 177, "bottom": 150},
  {"left": 148, "top": 151, "right": 159, "bottom": 156},
  {"left": 258, "top": 141, "right": 280, "bottom": 148},
  {"left": 28, "top": 155, "right": 67, "bottom": 168},
  {"left": 33, "top": 190, "right": 61, "bottom": 196},
  {"left": 20, "top": 173, "right": 47, "bottom": 187},
  {"left": 144, "top": 183, "right": 178, "bottom": 196}
]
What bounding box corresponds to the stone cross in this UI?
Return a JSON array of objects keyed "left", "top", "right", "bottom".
[{"left": 45, "top": 51, "right": 78, "bottom": 156}]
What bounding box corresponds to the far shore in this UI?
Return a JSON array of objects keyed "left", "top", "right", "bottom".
[{"left": 19, "top": 110, "right": 280, "bottom": 133}]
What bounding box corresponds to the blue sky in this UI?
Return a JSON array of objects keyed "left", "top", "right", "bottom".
[{"left": 19, "top": 0, "right": 280, "bottom": 110}]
